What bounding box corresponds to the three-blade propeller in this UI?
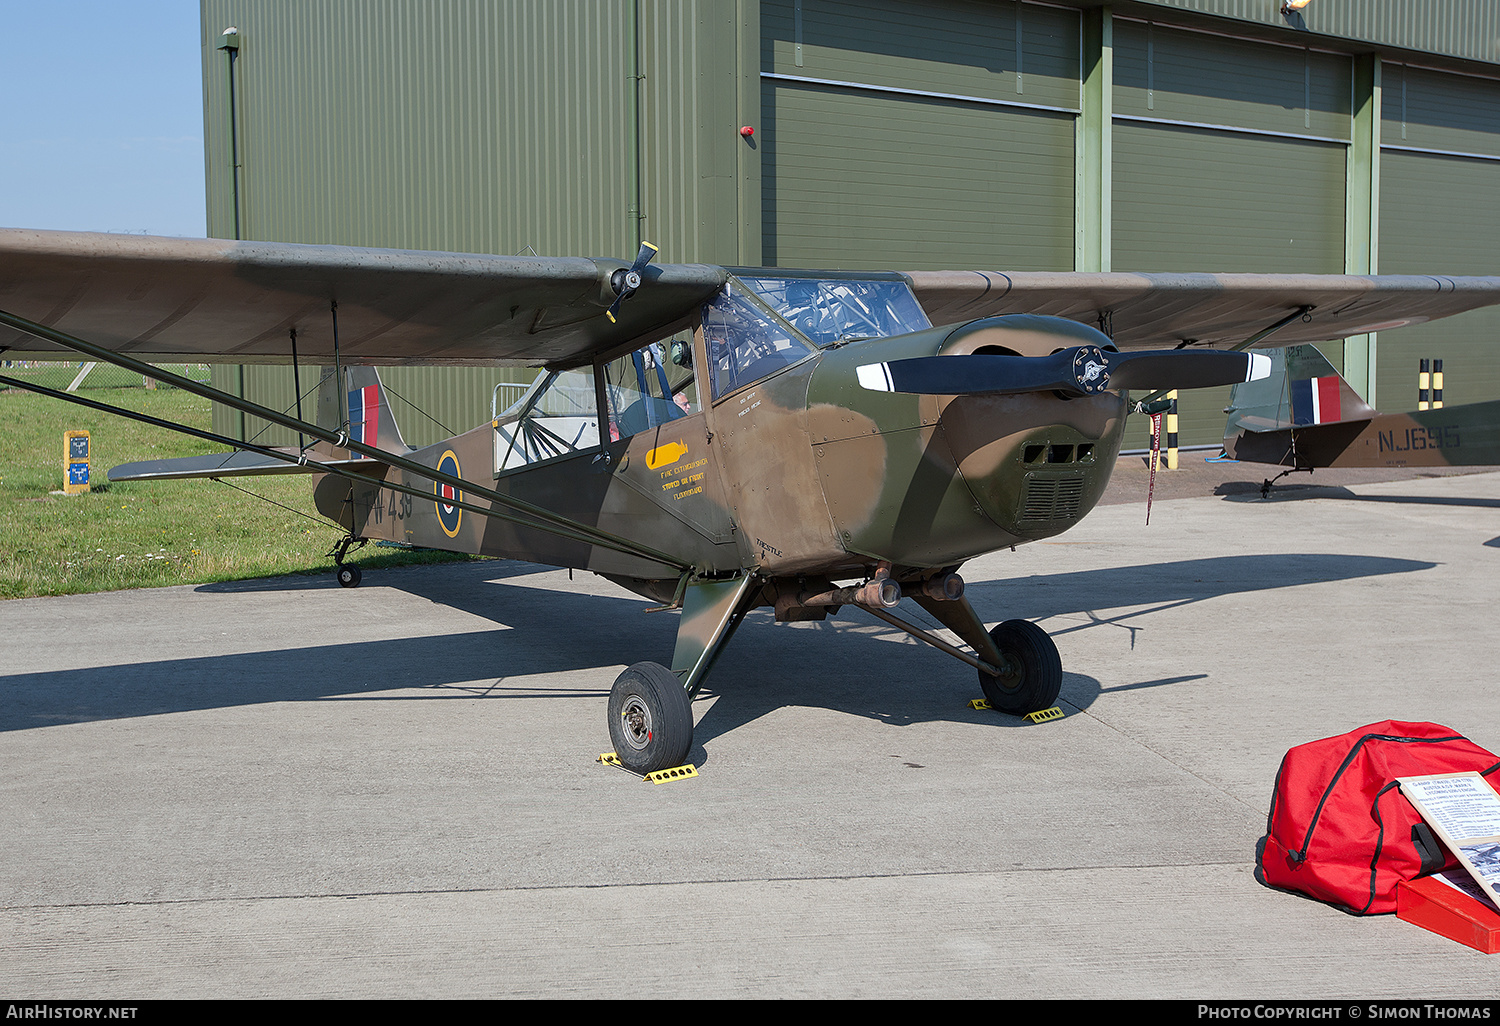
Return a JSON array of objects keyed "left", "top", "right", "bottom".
[
  {"left": 605, "top": 241, "right": 660, "bottom": 324},
  {"left": 856, "top": 345, "right": 1271, "bottom": 398}
]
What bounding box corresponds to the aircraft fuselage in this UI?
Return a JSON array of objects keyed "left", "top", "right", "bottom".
[{"left": 317, "top": 313, "right": 1127, "bottom": 599}]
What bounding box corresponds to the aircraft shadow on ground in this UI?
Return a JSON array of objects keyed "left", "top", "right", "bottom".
[
  {"left": 1216, "top": 480, "right": 1500, "bottom": 509},
  {"left": 1, "top": 552, "right": 1432, "bottom": 740},
  {"left": 688, "top": 551, "right": 1430, "bottom": 748}
]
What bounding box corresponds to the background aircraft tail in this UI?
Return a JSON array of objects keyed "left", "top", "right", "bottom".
[
  {"left": 111, "top": 366, "right": 411, "bottom": 482},
  {"left": 1224, "top": 344, "right": 1377, "bottom": 438}
]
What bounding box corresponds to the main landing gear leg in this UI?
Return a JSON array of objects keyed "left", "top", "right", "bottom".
[
  {"left": 607, "top": 573, "right": 758, "bottom": 774},
  {"left": 909, "top": 594, "right": 1062, "bottom": 716}
]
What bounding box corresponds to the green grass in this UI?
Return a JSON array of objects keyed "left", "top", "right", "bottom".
[{"left": 0, "top": 379, "right": 473, "bottom": 599}]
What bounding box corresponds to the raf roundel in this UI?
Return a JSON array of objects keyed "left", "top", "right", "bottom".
[{"left": 435, "top": 450, "right": 462, "bottom": 537}]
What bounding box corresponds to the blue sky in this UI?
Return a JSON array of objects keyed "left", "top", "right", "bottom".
[{"left": 0, "top": 2, "right": 206, "bottom": 237}]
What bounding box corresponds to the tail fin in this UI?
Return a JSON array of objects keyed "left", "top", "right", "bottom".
[
  {"left": 1225, "top": 344, "right": 1376, "bottom": 436},
  {"left": 317, "top": 365, "right": 412, "bottom": 455}
]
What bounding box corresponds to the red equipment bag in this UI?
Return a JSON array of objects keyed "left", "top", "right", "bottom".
[{"left": 1256, "top": 720, "right": 1500, "bottom": 915}]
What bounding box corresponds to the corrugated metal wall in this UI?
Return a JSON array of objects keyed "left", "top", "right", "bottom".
[
  {"left": 200, "top": 0, "right": 1500, "bottom": 449},
  {"left": 201, "top": 0, "right": 752, "bottom": 446},
  {"left": 1134, "top": 0, "right": 1500, "bottom": 68},
  {"left": 203, "top": 0, "right": 637, "bottom": 257},
  {"left": 638, "top": 0, "right": 751, "bottom": 265}
]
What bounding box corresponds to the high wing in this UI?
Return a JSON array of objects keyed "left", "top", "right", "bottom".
[
  {"left": 0, "top": 229, "right": 726, "bottom": 367},
  {"left": 907, "top": 270, "right": 1500, "bottom": 350},
  {"left": 3, "top": 230, "right": 1500, "bottom": 367}
]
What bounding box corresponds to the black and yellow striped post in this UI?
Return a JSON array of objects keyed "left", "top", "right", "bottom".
[
  {"left": 1433, "top": 358, "right": 1444, "bottom": 409},
  {"left": 1166, "top": 390, "right": 1179, "bottom": 470},
  {"left": 1419, "top": 359, "right": 1431, "bottom": 411}
]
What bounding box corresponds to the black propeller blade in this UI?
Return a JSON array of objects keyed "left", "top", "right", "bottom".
[
  {"left": 605, "top": 241, "right": 659, "bottom": 324},
  {"left": 857, "top": 345, "right": 1271, "bottom": 398}
]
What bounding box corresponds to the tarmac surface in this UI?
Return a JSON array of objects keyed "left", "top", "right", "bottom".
[{"left": 4, "top": 462, "right": 1500, "bottom": 999}]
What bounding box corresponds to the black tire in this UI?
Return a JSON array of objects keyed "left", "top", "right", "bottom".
[
  {"left": 608, "top": 662, "right": 694, "bottom": 774},
  {"left": 337, "top": 565, "right": 363, "bottom": 588},
  {"left": 977, "top": 619, "right": 1062, "bottom": 715}
]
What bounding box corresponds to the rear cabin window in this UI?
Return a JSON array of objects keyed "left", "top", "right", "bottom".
[{"left": 493, "top": 367, "right": 600, "bottom": 473}]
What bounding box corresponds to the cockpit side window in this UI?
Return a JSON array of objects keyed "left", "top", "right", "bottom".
[
  {"left": 704, "top": 281, "right": 817, "bottom": 401},
  {"left": 601, "top": 331, "right": 698, "bottom": 440}
]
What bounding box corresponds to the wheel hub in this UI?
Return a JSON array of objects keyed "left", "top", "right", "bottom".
[{"left": 620, "top": 695, "right": 654, "bottom": 750}]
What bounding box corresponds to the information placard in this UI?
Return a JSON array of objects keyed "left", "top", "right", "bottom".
[{"left": 1398, "top": 771, "right": 1500, "bottom": 910}]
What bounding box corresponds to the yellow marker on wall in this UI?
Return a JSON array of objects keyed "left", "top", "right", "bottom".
[{"left": 63, "top": 430, "right": 90, "bottom": 495}]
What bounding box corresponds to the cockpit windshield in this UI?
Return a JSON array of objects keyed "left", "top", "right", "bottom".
[
  {"left": 737, "top": 276, "right": 931, "bottom": 347},
  {"left": 703, "top": 280, "right": 817, "bottom": 401}
]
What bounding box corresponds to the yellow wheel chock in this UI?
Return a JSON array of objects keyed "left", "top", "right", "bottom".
[
  {"left": 968, "top": 700, "right": 1064, "bottom": 723},
  {"left": 598, "top": 752, "right": 699, "bottom": 783}
]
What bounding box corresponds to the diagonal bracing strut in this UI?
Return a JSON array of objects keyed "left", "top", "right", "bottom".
[
  {"left": 0, "top": 372, "right": 675, "bottom": 565},
  {"left": 0, "top": 308, "right": 690, "bottom": 572}
]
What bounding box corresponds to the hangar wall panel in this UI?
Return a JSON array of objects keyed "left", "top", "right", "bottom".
[
  {"left": 1111, "top": 20, "right": 1351, "bottom": 446},
  {"left": 759, "top": 0, "right": 1078, "bottom": 271},
  {"left": 1377, "top": 65, "right": 1500, "bottom": 413},
  {"left": 1113, "top": 20, "right": 1352, "bottom": 140},
  {"left": 762, "top": 0, "right": 1079, "bottom": 110},
  {"left": 761, "top": 82, "right": 1076, "bottom": 270}
]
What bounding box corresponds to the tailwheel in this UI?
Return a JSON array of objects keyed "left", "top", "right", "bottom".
[
  {"left": 331, "top": 535, "right": 366, "bottom": 588},
  {"left": 608, "top": 662, "right": 694, "bottom": 774},
  {"left": 978, "top": 619, "right": 1062, "bottom": 715}
]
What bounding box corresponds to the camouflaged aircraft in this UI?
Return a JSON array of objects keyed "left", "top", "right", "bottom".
[
  {"left": 3, "top": 227, "right": 1500, "bottom": 772},
  {"left": 1224, "top": 343, "right": 1500, "bottom": 495}
]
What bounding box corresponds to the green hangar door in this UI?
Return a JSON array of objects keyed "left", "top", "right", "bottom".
[
  {"left": 1378, "top": 65, "right": 1500, "bottom": 412},
  {"left": 759, "top": 0, "right": 1079, "bottom": 272},
  {"left": 1112, "top": 22, "right": 1352, "bottom": 448}
]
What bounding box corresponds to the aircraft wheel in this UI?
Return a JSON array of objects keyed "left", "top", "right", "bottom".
[
  {"left": 608, "top": 662, "right": 693, "bottom": 774},
  {"left": 337, "top": 565, "right": 363, "bottom": 589},
  {"left": 978, "top": 619, "right": 1061, "bottom": 715}
]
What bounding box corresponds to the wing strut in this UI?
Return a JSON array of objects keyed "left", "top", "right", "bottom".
[
  {"left": 0, "top": 371, "right": 679, "bottom": 566},
  {"left": 289, "top": 327, "right": 306, "bottom": 452},
  {"left": 0, "top": 307, "right": 691, "bottom": 573}
]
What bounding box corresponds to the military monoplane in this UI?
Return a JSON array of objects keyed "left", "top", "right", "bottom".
[
  {"left": 3, "top": 228, "right": 1498, "bottom": 771},
  {"left": 1224, "top": 343, "right": 1500, "bottom": 494}
]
